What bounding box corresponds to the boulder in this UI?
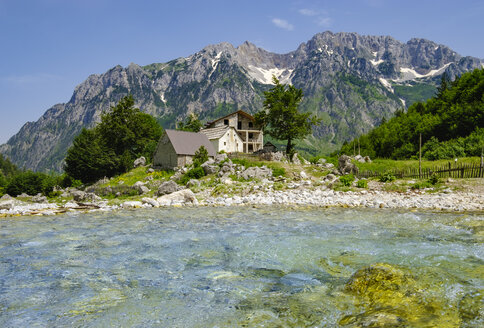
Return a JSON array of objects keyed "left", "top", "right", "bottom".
[
  {"left": 1, "top": 194, "right": 13, "bottom": 200},
  {"left": 364, "top": 156, "right": 372, "bottom": 163},
  {"left": 240, "top": 166, "right": 272, "bottom": 180},
  {"left": 291, "top": 153, "right": 301, "bottom": 165},
  {"left": 157, "top": 189, "right": 198, "bottom": 206},
  {"left": 133, "top": 156, "right": 146, "bottom": 167},
  {"left": 70, "top": 190, "right": 101, "bottom": 202},
  {"left": 133, "top": 181, "right": 149, "bottom": 194},
  {"left": 31, "top": 194, "right": 48, "bottom": 203},
  {"left": 122, "top": 201, "right": 143, "bottom": 208},
  {"left": 186, "top": 179, "right": 201, "bottom": 188},
  {"left": 338, "top": 155, "right": 359, "bottom": 175},
  {"left": 260, "top": 151, "right": 284, "bottom": 162},
  {"left": 146, "top": 168, "right": 155, "bottom": 173},
  {"left": 214, "top": 153, "right": 228, "bottom": 164},
  {"left": 142, "top": 197, "right": 160, "bottom": 207},
  {"left": 201, "top": 162, "right": 219, "bottom": 175},
  {"left": 0, "top": 199, "right": 15, "bottom": 210},
  {"left": 156, "top": 180, "right": 182, "bottom": 196}
]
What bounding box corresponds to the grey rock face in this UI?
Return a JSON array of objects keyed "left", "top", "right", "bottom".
[
  {"left": 1, "top": 31, "right": 482, "bottom": 172},
  {"left": 156, "top": 180, "right": 182, "bottom": 196}
]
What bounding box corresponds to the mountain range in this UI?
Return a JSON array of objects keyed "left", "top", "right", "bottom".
[{"left": 1, "top": 31, "right": 483, "bottom": 172}]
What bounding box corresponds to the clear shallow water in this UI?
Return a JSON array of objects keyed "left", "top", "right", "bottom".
[{"left": 0, "top": 207, "right": 482, "bottom": 327}]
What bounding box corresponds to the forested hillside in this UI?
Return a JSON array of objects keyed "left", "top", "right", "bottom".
[{"left": 340, "top": 68, "right": 484, "bottom": 159}]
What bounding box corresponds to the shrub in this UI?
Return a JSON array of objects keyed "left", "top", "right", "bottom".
[
  {"left": 271, "top": 167, "right": 286, "bottom": 177},
  {"left": 193, "top": 146, "right": 209, "bottom": 167},
  {"left": 356, "top": 179, "right": 368, "bottom": 188},
  {"left": 5, "top": 171, "right": 57, "bottom": 197},
  {"left": 379, "top": 172, "right": 396, "bottom": 183},
  {"left": 427, "top": 173, "right": 440, "bottom": 185},
  {"left": 179, "top": 166, "right": 205, "bottom": 185},
  {"left": 339, "top": 174, "right": 355, "bottom": 187}
]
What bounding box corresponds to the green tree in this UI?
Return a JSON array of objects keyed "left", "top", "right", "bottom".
[
  {"left": 255, "top": 76, "right": 321, "bottom": 159},
  {"left": 64, "top": 95, "right": 163, "bottom": 183},
  {"left": 177, "top": 113, "right": 203, "bottom": 132},
  {"left": 64, "top": 128, "right": 118, "bottom": 183},
  {"left": 193, "top": 145, "right": 209, "bottom": 167}
]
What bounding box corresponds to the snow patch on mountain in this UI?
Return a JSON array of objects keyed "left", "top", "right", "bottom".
[
  {"left": 247, "top": 66, "right": 293, "bottom": 84},
  {"left": 396, "top": 63, "right": 453, "bottom": 81},
  {"left": 379, "top": 78, "right": 394, "bottom": 93},
  {"left": 370, "top": 59, "right": 384, "bottom": 66}
]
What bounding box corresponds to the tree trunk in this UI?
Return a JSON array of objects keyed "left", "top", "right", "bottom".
[{"left": 286, "top": 138, "right": 294, "bottom": 161}]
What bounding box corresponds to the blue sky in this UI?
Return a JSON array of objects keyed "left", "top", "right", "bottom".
[{"left": 1, "top": 0, "right": 483, "bottom": 143}]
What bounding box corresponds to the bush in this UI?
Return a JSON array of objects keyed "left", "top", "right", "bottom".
[
  {"left": 193, "top": 146, "right": 209, "bottom": 167},
  {"left": 427, "top": 173, "right": 440, "bottom": 185},
  {"left": 356, "top": 179, "right": 368, "bottom": 188},
  {"left": 5, "top": 171, "right": 57, "bottom": 197},
  {"left": 339, "top": 174, "right": 355, "bottom": 187},
  {"left": 179, "top": 166, "right": 205, "bottom": 185},
  {"left": 379, "top": 172, "right": 396, "bottom": 183},
  {"left": 271, "top": 167, "right": 286, "bottom": 177}
]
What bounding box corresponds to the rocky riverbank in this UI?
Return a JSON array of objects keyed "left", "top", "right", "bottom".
[
  {"left": 1, "top": 154, "right": 483, "bottom": 217},
  {"left": 1, "top": 180, "right": 483, "bottom": 217}
]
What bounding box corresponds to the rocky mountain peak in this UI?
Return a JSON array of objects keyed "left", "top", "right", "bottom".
[{"left": 1, "top": 31, "right": 482, "bottom": 172}]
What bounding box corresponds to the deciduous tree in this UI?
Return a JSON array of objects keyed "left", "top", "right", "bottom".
[{"left": 255, "top": 76, "right": 321, "bottom": 158}]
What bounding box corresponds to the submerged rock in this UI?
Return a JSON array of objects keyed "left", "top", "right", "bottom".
[{"left": 340, "top": 262, "right": 461, "bottom": 327}]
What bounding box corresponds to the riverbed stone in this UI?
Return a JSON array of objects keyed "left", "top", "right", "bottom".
[
  {"left": 156, "top": 180, "right": 182, "bottom": 196},
  {"left": 122, "top": 201, "right": 143, "bottom": 208},
  {"left": 157, "top": 189, "right": 198, "bottom": 206},
  {"left": 142, "top": 197, "right": 159, "bottom": 207}
]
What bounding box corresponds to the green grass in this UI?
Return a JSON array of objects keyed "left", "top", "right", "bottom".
[
  {"left": 99, "top": 167, "right": 173, "bottom": 188},
  {"left": 355, "top": 157, "right": 481, "bottom": 173}
]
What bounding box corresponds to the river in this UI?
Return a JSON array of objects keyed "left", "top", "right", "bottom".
[{"left": 1, "top": 207, "right": 482, "bottom": 327}]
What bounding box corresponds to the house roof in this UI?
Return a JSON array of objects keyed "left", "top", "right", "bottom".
[
  {"left": 199, "top": 126, "right": 230, "bottom": 140},
  {"left": 165, "top": 129, "right": 216, "bottom": 157},
  {"left": 204, "top": 110, "right": 255, "bottom": 127}
]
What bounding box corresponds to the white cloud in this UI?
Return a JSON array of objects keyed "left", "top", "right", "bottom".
[
  {"left": 299, "top": 8, "right": 318, "bottom": 16},
  {"left": 298, "top": 8, "right": 332, "bottom": 27},
  {"left": 272, "top": 18, "right": 294, "bottom": 31},
  {"left": 316, "top": 16, "right": 332, "bottom": 27}
]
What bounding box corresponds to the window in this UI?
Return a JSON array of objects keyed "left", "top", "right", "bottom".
[
  {"left": 237, "top": 122, "right": 242, "bottom": 129},
  {"left": 248, "top": 133, "right": 253, "bottom": 139},
  {"left": 248, "top": 122, "right": 253, "bottom": 128},
  {"left": 224, "top": 142, "right": 226, "bottom": 146},
  {"left": 224, "top": 119, "right": 229, "bottom": 125}
]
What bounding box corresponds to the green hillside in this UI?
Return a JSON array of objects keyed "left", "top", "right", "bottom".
[{"left": 340, "top": 69, "right": 484, "bottom": 159}]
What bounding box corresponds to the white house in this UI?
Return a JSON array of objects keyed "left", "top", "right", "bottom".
[
  {"left": 202, "top": 110, "right": 263, "bottom": 153},
  {"left": 199, "top": 126, "right": 244, "bottom": 153}
]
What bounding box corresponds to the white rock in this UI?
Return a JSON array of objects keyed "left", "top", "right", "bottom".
[
  {"left": 156, "top": 189, "right": 198, "bottom": 206},
  {"left": 122, "top": 201, "right": 143, "bottom": 208},
  {"left": 142, "top": 197, "right": 160, "bottom": 207}
]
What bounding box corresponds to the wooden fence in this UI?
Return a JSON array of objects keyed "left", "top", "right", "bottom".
[{"left": 358, "top": 162, "right": 484, "bottom": 179}]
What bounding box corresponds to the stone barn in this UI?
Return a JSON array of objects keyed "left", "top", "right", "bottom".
[{"left": 153, "top": 129, "right": 216, "bottom": 170}]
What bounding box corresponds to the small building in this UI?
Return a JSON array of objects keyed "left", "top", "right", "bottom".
[
  {"left": 153, "top": 129, "right": 216, "bottom": 170},
  {"left": 263, "top": 141, "right": 278, "bottom": 153},
  {"left": 200, "top": 126, "right": 244, "bottom": 153},
  {"left": 203, "top": 110, "right": 263, "bottom": 153}
]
